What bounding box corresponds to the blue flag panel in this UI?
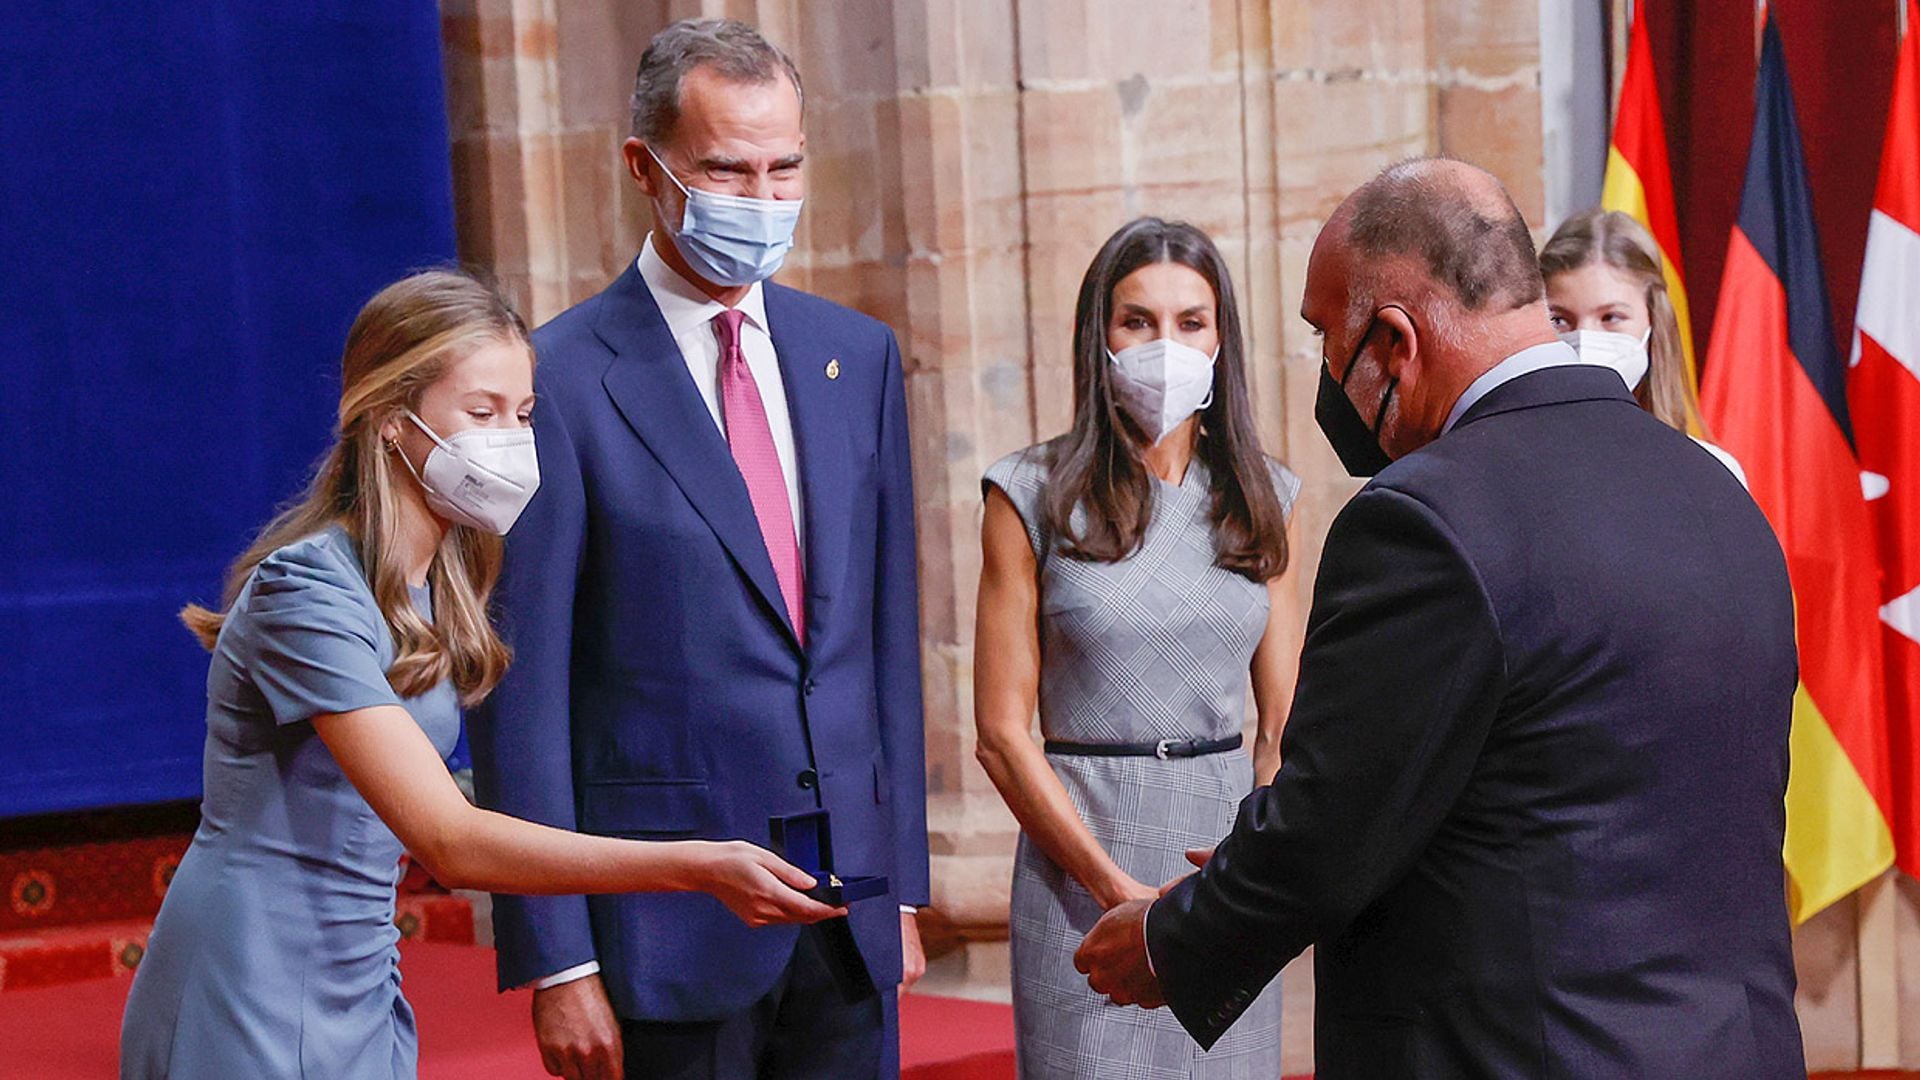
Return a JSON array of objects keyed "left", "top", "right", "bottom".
[{"left": 0, "top": 5, "right": 460, "bottom": 816}]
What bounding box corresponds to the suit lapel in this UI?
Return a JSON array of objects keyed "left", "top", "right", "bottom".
[
  {"left": 594, "top": 264, "right": 799, "bottom": 648},
  {"left": 766, "top": 284, "right": 852, "bottom": 650}
]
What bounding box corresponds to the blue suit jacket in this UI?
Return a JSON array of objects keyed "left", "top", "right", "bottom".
[
  {"left": 468, "top": 263, "right": 930, "bottom": 1022},
  {"left": 1149, "top": 366, "right": 1804, "bottom": 1077}
]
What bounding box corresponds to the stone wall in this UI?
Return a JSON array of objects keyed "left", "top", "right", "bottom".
[{"left": 437, "top": 0, "right": 1915, "bottom": 1070}]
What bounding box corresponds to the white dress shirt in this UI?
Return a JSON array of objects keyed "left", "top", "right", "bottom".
[
  {"left": 637, "top": 234, "right": 804, "bottom": 552},
  {"left": 525, "top": 241, "right": 910, "bottom": 993}
]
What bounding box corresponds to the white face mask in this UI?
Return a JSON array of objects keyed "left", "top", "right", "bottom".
[
  {"left": 1560, "top": 328, "right": 1652, "bottom": 390},
  {"left": 1107, "top": 337, "right": 1218, "bottom": 444},
  {"left": 397, "top": 410, "right": 540, "bottom": 535}
]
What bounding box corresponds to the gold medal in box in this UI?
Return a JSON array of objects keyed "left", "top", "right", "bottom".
[{"left": 767, "top": 809, "right": 888, "bottom": 905}]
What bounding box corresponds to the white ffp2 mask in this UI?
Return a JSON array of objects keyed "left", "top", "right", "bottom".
[
  {"left": 1560, "top": 328, "right": 1652, "bottom": 391},
  {"left": 1107, "top": 338, "right": 1218, "bottom": 444},
  {"left": 398, "top": 410, "right": 541, "bottom": 535}
]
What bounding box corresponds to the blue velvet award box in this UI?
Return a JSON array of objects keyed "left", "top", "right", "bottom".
[{"left": 768, "top": 809, "right": 889, "bottom": 905}]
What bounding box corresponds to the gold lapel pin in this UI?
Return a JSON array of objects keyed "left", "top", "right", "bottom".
[{"left": 825, "top": 358, "right": 841, "bottom": 380}]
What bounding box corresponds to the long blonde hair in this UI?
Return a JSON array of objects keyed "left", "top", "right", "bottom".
[
  {"left": 182, "top": 270, "right": 530, "bottom": 705},
  {"left": 1538, "top": 209, "right": 1708, "bottom": 438}
]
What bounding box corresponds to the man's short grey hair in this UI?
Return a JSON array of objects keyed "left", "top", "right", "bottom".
[
  {"left": 1346, "top": 157, "right": 1544, "bottom": 312},
  {"left": 630, "top": 18, "right": 803, "bottom": 143}
]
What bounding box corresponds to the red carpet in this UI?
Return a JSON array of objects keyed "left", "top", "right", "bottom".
[
  {"left": 0, "top": 940, "right": 1017, "bottom": 1078},
  {"left": 0, "top": 944, "right": 1906, "bottom": 1079}
]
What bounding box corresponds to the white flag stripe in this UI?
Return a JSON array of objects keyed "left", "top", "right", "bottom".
[
  {"left": 1883, "top": 582, "right": 1920, "bottom": 648},
  {"left": 1852, "top": 209, "right": 1920, "bottom": 379}
]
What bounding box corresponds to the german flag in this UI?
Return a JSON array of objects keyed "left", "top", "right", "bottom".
[
  {"left": 1700, "top": 16, "right": 1896, "bottom": 924},
  {"left": 1847, "top": 0, "right": 1920, "bottom": 878},
  {"left": 1602, "top": 0, "right": 1704, "bottom": 434}
]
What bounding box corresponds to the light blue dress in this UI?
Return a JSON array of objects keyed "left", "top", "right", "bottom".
[{"left": 120, "top": 525, "right": 459, "bottom": 1079}]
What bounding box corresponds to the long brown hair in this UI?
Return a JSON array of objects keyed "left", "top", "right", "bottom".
[
  {"left": 1044, "top": 217, "right": 1290, "bottom": 582},
  {"left": 181, "top": 270, "right": 530, "bottom": 705},
  {"left": 1539, "top": 208, "right": 1708, "bottom": 437}
]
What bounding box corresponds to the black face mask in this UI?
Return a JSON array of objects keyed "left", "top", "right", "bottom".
[{"left": 1315, "top": 311, "right": 1401, "bottom": 477}]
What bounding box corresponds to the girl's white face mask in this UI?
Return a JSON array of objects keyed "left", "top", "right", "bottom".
[
  {"left": 1107, "top": 337, "right": 1218, "bottom": 445},
  {"left": 397, "top": 410, "right": 540, "bottom": 536},
  {"left": 1560, "top": 328, "right": 1652, "bottom": 391}
]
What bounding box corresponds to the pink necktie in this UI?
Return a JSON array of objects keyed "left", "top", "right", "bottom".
[{"left": 713, "top": 309, "right": 805, "bottom": 642}]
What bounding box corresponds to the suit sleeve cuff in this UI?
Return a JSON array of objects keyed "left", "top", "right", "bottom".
[{"left": 523, "top": 960, "right": 601, "bottom": 991}]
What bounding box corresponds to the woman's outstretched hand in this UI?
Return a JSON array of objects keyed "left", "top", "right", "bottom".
[{"left": 690, "top": 841, "right": 848, "bottom": 927}]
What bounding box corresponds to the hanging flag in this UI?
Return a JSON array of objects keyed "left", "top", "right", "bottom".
[
  {"left": 1602, "top": 0, "right": 1705, "bottom": 434},
  {"left": 1847, "top": 0, "right": 1920, "bottom": 879},
  {"left": 1700, "top": 16, "right": 1896, "bottom": 924}
]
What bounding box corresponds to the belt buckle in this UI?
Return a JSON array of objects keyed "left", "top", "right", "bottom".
[{"left": 1154, "top": 738, "right": 1175, "bottom": 760}]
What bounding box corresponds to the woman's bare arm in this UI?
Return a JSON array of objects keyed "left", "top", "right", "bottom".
[
  {"left": 313, "top": 706, "right": 844, "bottom": 927},
  {"left": 972, "top": 488, "right": 1156, "bottom": 909},
  {"left": 1250, "top": 515, "right": 1304, "bottom": 786}
]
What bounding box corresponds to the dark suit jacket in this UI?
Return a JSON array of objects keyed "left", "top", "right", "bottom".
[
  {"left": 1148, "top": 365, "right": 1804, "bottom": 1077},
  {"left": 467, "top": 263, "right": 930, "bottom": 1022}
]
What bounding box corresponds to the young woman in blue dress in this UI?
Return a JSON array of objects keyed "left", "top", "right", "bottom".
[{"left": 119, "top": 270, "right": 843, "bottom": 1079}]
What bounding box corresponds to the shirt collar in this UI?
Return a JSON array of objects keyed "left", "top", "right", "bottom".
[
  {"left": 1441, "top": 341, "right": 1581, "bottom": 434},
  {"left": 636, "top": 233, "right": 769, "bottom": 340}
]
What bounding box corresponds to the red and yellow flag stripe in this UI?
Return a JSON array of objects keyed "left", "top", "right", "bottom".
[{"left": 1602, "top": 0, "right": 1705, "bottom": 435}]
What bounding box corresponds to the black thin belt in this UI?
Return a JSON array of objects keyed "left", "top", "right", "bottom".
[{"left": 1044, "top": 734, "right": 1242, "bottom": 760}]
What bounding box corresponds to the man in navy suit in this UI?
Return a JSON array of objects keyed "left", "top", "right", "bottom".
[
  {"left": 1076, "top": 159, "right": 1805, "bottom": 1077},
  {"left": 468, "top": 19, "right": 928, "bottom": 1079}
]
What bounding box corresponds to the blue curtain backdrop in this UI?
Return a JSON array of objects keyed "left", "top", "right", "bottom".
[{"left": 0, "top": 5, "right": 461, "bottom": 816}]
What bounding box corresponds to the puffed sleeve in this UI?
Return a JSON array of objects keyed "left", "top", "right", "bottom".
[{"left": 237, "top": 541, "right": 403, "bottom": 726}]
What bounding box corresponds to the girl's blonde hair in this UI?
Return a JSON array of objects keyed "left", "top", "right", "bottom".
[
  {"left": 1538, "top": 208, "right": 1709, "bottom": 438},
  {"left": 182, "top": 270, "right": 530, "bottom": 706}
]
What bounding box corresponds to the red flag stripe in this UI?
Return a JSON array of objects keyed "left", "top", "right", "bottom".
[
  {"left": 1611, "top": 6, "right": 1687, "bottom": 278},
  {"left": 1873, "top": 2, "right": 1920, "bottom": 233},
  {"left": 1847, "top": 0, "right": 1920, "bottom": 874},
  {"left": 1853, "top": 332, "right": 1920, "bottom": 874}
]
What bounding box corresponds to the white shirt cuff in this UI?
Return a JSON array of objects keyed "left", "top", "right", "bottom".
[
  {"left": 1143, "top": 900, "right": 1158, "bottom": 977},
  {"left": 525, "top": 960, "right": 600, "bottom": 991},
  {"left": 900, "top": 905, "right": 917, "bottom": 915}
]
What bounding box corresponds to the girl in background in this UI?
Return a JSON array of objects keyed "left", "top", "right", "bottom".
[{"left": 1540, "top": 208, "right": 1747, "bottom": 486}]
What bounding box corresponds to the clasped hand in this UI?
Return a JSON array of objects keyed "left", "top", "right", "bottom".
[{"left": 1073, "top": 846, "right": 1212, "bottom": 1009}]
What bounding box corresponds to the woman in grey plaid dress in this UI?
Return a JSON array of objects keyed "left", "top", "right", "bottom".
[{"left": 975, "top": 218, "right": 1299, "bottom": 1079}]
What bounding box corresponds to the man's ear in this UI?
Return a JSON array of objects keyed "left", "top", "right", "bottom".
[
  {"left": 1376, "top": 303, "right": 1419, "bottom": 380},
  {"left": 623, "top": 138, "right": 656, "bottom": 197}
]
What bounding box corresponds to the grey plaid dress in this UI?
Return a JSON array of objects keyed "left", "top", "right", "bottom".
[{"left": 984, "top": 442, "right": 1298, "bottom": 1080}]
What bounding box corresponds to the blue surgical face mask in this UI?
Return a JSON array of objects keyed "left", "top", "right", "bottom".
[{"left": 647, "top": 144, "right": 804, "bottom": 287}]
